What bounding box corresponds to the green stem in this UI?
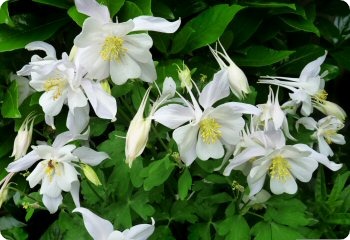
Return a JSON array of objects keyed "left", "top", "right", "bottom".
[
  {"left": 151, "top": 123, "right": 168, "bottom": 151},
  {"left": 247, "top": 211, "right": 264, "bottom": 219}
]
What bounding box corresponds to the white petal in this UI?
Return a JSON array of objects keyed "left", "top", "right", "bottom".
[
  {"left": 74, "top": 0, "right": 110, "bottom": 23},
  {"left": 199, "top": 69, "right": 230, "bottom": 109},
  {"left": 67, "top": 105, "right": 90, "bottom": 134},
  {"left": 270, "top": 176, "right": 297, "bottom": 195},
  {"left": 247, "top": 173, "right": 266, "bottom": 197},
  {"left": 294, "top": 144, "right": 342, "bottom": 171},
  {"left": 25, "top": 41, "right": 56, "bottom": 59},
  {"left": 222, "top": 102, "right": 261, "bottom": 115},
  {"left": 107, "top": 231, "right": 124, "bottom": 240},
  {"left": 67, "top": 89, "right": 88, "bottom": 111},
  {"left": 42, "top": 194, "right": 63, "bottom": 214},
  {"left": 223, "top": 146, "right": 266, "bottom": 176},
  {"left": 81, "top": 80, "right": 117, "bottom": 120},
  {"left": 296, "top": 117, "right": 317, "bottom": 131},
  {"left": 52, "top": 129, "right": 90, "bottom": 148},
  {"left": 56, "top": 163, "right": 78, "bottom": 191},
  {"left": 40, "top": 176, "right": 62, "bottom": 198},
  {"left": 124, "top": 34, "right": 153, "bottom": 62},
  {"left": 289, "top": 158, "right": 317, "bottom": 182},
  {"left": 161, "top": 77, "right": 176, "bottom": 99},
  {"left": 300, "top": 51, "right": 327, "bottom": 79},
  {"left": 137, "top": 58, "right": 157, "bottom": 83},
  {"left": 70, "top": 181, "right": 81, "bottom": 208},
  {"left": 6, "top": 150, "right": 40, "bottom": 172},
  {"left": 39, "top": 91, "right": 65, "bottom": 117},
  {"left": 73, "top": 207, "right": 114, "bottom": 239},
  {"left": 124, "top": 222, "right": 155, "bottom": 240},
  {"left": 153, "top": 104, "right": 194, "bottom": 129},
  {"left": 196, "top": 136, "right": 224, "bottom": 160},
  {"left": 109, "top": 54, "right": 141, "bottom": 85},
  {"left": 132, "top": 16, "right": 181, "bottom": 33},
  {"left": 73, "top": 146, "right": 109, "bottom": 166},
  {"left": 26, "top": 163, "right": 45, "bottom": 188},
  {"left": 33, "top": 145, "right": 53, "bottom": 159},
  {"left": 173, "top": 124, "right": 199, "bottom": 166},
  {"left": 318, "top": 136, "right": 334, "bottom": 157},
  {"left": 331, "top": 134, "right": 346, "bottom": 145}
]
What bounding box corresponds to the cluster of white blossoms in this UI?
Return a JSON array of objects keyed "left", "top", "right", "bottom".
[{"left": 2, "top": 0, "right": 347, "bottom": 238}]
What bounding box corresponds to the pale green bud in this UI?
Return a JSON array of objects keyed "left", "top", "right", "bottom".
[
  {"left": 81, "top": 164, "right": 102, "bottom": 186},
  {"left": 177, "top": 63, "right": 192, "bottom": 90},
  {"left": 314, "top": 100, "right": 347, "bottom": 122}
]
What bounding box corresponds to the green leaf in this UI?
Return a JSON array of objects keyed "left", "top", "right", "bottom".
[
  {"left": 0, "top": 2, "right": 14, "bottom": 26},
  {"left": 270, "top": 222, "right": 304, "bottom": 240},
  {"left": 129, "top": 0, "right": 151, "bottom": 15},
  {"left": 326, "top": 213, "right": 350, "bottom": 225},
  {"left": 331, "top": 47, "right": 350, "bottom": 71},
  {"left": 280, "top": 16, "right": 320, "bottom": 36},
  {"left": 119, "top": 1, "right": 143, "bottom": 21},
  {"left": 217, "top": 215, "right": 250, "bottom": 240},
  {"left": 89, "top": 117, "right": 110, "bottom": 137},
  {"left": 1, "top": 81, "right": 21, "bottom": 118},
  {"left": 251, "top": 221, "right": 271, "bottom": 240},
  {"left": 100, "top": 0, "right": 125, "bottom": 16},
  {"left": 315, "top": 166, "right": 327, "bottom": 202},
  {"left": 0, "top": 15, "right": 68, "bottom": 52},
  {"left": 178, "top": 168, "right": 192, "bottom": 200},
  {"left": 235, "top": 46, "right": 294, "bottom": 67},
  {"left": 245, "top": 2, "right": 296, "bottom": 10},
  {"left": 156, "top": 59, "right": 183, "bottom": 84},
  {"left": 188, "top": 223, "right": 211, "bottom": 240},
  {"left": 98, "top": 130, "right": 126, "bottom": 168},
  {"left": 67, "top": 6, "right": 87, "bottom": 27},
  {"left": 150, "top": 225, "right": 176, "bottom": 240},
  {"left": 171, "top": 201, "right": 198, "bottom": 223},
  {"left": 0, "top": 216, "right": 25, "bottom": 231},
  {"left": 328, "top": 171, "right": 350, "bottom": 204},
  {"left": 171, "top": 4, "right": 245, "bottom": 53},
  {"left": 265, "top": 197, "right": 314, "bottom": 227},
  {"left": 130, "top": 157, "right": 144, "bottom": 187},
  {"left": 143, "top": 155, "right": 175, "bottom": 191},
  {"left": 130, "top": 191, "right": 155, "bottom": 220},
  {"left": 33, "top": 0, "right": 72, "bottom": 9},
  {"left": 322, "top": 63, "right": 340, "bottom": 81}
]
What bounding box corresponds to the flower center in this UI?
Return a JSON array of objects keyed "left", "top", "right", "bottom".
[
  {"left": 312, "top": 89, "right": 328, "bottom": 103},
  {"left": 44, "top": 160, "right": 59, "bottom": 181},
  {"left": 44, "top": 78, "right": 66, "bottom": 100},
  {"left": 269, "top": 155, "right": 291, "bottom": 182},
  {"left": 100, "top": 36, "right": 127, "bottom": 61},
  {"left": 199, "top": 118, "right": 222, "bottom": 144},
  {"left": 324, "top": 129, "right": 337, "bottom": 144}
]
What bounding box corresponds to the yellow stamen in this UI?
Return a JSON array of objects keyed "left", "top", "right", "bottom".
[
  {"left": 324, "top": 129, "right": 337, "bottom": 144},
  {"left": 269, "top": 155, "right": 291, "bottom": 182},
  {"left": 312, "top": 89, "right": 328, "bottom": 103},
  {"left": 44, "top": 160, "right": 60, "bottom": 181},
  {"left": 199, "top": 118, "right": 222, "bottom": 144},
  {"left": 100, "top": 36, "right": 127, "bottom": 61},
  {"left": 44, "top": 78, "right": 66, "bottom": 100}
]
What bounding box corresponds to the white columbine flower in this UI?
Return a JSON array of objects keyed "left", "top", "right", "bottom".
[
  {"left": 17, "top": 41, "right": 117, "bottom": 133},
  {"left": 313, "top": 100, "right": 347, "bottom": 122},
  {"left": 297, "top": 115, "right": 346, "bottom": 157},
  {"left": 6, "top": 131, "right": 109, "bottom": 214},
  {"left": 73, "top": 0, "right": 181, "bottom": 85},
  {"left": 73, "top": 207, "right": 155, "bottom": 240},
  {"left": 259, "top": 52, "right": 328, "bottom": 116},
  {"left": 153, "top": 77, "right": 260, "bottom": 166},
  {"left": 209, "top": 41, "right": 250, "bottom": 100},
  {"left": 224, "top": 129, "right": 342, "bottom": 196}
]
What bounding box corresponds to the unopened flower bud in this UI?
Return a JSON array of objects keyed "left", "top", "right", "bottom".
[
  {"left": 177, "top": 63, "right": 192, "bottom": 90},
  {"left": 125, "top": 88, "right": 152, "bottom": 167},
  {"left": 11, "top": 112, "right": 36, "bottom": 160},
  {"left": 314, "top": 100, "right": 347, "bottom": 122},
  {"left": 81, "top": 164, "right": 101, "bottom": 186}
]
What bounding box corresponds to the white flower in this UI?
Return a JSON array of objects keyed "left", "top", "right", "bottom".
[
  {"left": 209, "top": 41, "right": 250, "bottom": 100},
  {"left": 73, "top": 0, "right": 181, "bottom": 85},
  {"left": 241, "top": 189, "right": 271, "bottom": 210},
  {"left": 17, "top": 41, "right": 117, "bottom": 132},
  {"left": 313, "top": 100, "right": 347, "bottom": 122},
  {"left": 224, "top": 129, "right": 342, "bottom": 196},
  {"left": 259, "top": 52, "right": 327, "bottom": 116},
  {"left": 73, "top": 207, "right": 155, "bottom": 240},
  {"left": 297, "top": 116, "right": 345, "bottom": 156},
  {"left": 6, "top": 131, "right": 109, "bottom": 213},
  {"left": 11, "top": 112, "right": 36, "bottom": 160},
  {"left": 153, "top": 78, "right": 260, "bottom": 166},
  {"left": 253, "top": 87, "right": 294, "bottom": 140}
]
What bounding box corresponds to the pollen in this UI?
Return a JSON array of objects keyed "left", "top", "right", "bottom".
[
  {"left": 313, "top": 89, "right": 328, "bottom": 103},
  {"left": 44, "top": 78, "right": 66, "bottom": 100},
  {"left": 44, "top": 160, "right": 58, "bottom": 181},
  {"left": 100, "top": 36, "right": 127, "bottom": 61},
  {"left": 199, "top": 118, "right": 222, "bottom": 144},
  {"left": 269, "top": 155, "right": 291, "bottom": 182}
]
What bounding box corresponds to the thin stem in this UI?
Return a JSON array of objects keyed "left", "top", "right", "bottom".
[
  {"left": 247, "top": 211, "right": 264, "bottom": 219},
  {"left": 151, "top": 123, "right": 168, "bottom": 151}
]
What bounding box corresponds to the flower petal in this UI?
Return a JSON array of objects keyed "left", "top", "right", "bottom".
[
  {"left": 132, "top": 16, "right": 181, "bottom": 33},
  {"left": 39, "top": 91, "right": 65, "bottom": 117},
  {"left": 67, "top": 105, "right": 90, "bottom": 134},
  {"left": 75, "top": 0, "right": 110, "bottom": 23},
  {"left": 42, "top": 194, "right": 63, "bottom": 214},
  {"left": 123, "top": 221, "right": 155, "bottom": 240},
  {"left": 6, "top": 150, "right": 40, "bottom": 172},
  {"left": 73, "top": 207, "right": 114, "bottom": 240},
  {"left": 173, "top": 124, "right": 199, "bottom": 166},
  {"left": 153, "top": 104, "right": 194, "bottom": 129},
  {"left": 270, "top": 176, "right": 297, "bottom": 195},
  {"left": 26, "top": 162, "right": 45, "bottom": 188},
  {"left": 109, "top": 54, "right": 141, "bottom": 85},
  {"left": 196, "top": 136, "right": 224, "bottom": 161},
  {"left": 73, "top": 146, "right": 109, "bottom": 166}
]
